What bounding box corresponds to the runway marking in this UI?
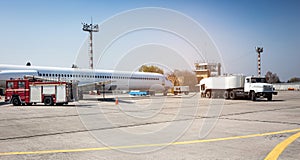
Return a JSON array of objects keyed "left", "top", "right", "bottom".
[
  {"left": 264, "top": 131, "right": 300, "bottom": 160},
  {"left": 0, "top": 128, "right": 299, "bottom": 156}
]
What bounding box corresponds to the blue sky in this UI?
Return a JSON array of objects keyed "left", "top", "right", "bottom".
[{"left": 0, "top": 0, "right": 299, "bottom": 81}]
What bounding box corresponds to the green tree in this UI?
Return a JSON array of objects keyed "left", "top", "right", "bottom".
[
  {"left": 138, "top": 65, "right": 164, "bottom": 74},
  {"left": 287, "top": 77, "right": 300, "bottom": 83}
]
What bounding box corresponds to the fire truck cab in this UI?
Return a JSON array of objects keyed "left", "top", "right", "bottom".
[{"left": 5, "top": 78, "right": 74, "bottom": 106}]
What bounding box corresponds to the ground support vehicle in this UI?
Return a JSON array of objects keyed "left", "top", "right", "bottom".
[
  {"left": 5, "top": 78, "right": 76, "bottom": 106},
  {"left": 199, "top": 75, "right": 277, "bottom": 101},
  {"left": 173, "top": 86, "right": 189, "bottom": 95},
  {"left": 129, "top": 90, "right": 153, "bottom": 96}
]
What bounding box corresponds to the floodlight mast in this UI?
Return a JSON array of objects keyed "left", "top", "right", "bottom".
[
  {"left": 82, "top": 21, "right": 99, "bottom": 69},
  {"left": 255, "top": 47, "right": 263, "bottom": 77}
]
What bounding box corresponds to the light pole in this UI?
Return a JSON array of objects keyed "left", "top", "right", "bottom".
[
  {"left": 255, "top": 47, "right": 263, "bottom": 77},
  {"left": 82, "top": 21, "right": 99, "bottom": 69}
]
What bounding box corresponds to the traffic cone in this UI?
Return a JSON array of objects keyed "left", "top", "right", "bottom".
[{"left": 115, "top": 97, "right": 119, "bottom": 105}]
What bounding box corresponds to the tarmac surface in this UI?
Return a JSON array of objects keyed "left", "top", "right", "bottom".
[{"left": 0, "top": 91, "right": 299, "bottom": 160}]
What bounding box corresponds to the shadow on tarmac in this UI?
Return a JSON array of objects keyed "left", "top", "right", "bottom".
[{"left": 97, "top": 98, "right": 134, "bottom": 104}]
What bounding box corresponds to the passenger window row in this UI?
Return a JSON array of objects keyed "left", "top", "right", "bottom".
[{"left": 38, "top": 73, "right": 159, "bottom": 81}]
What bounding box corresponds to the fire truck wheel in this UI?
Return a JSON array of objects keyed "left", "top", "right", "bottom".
[
  {"left": 12, "top": 97, "right": 21, "bottom": 106},
  {"left": 44, "top": 97, "right": 54, "bottom": 106}
]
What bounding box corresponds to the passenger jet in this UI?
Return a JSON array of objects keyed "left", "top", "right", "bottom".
[{"left": 0, "top": 64, "right": 173, "bottom": 95}]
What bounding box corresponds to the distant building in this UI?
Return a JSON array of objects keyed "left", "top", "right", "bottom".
[{"left": 194, "top": 62, "right": 221, "bottom": 83}]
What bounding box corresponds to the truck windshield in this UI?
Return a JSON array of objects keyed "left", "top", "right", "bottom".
[
  {"left": 251, "top": 78, "right": 266, "bottom": 83},
  {"left": 7, "top": 82, "right": 14, "bottom": 89},
  {"left": 18, "top": 81, "right": 25, "bottom": 88}
]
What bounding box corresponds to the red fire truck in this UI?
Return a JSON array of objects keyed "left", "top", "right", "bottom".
[{"left": 5, "top": 78, "right": 74, "bottom": 106}]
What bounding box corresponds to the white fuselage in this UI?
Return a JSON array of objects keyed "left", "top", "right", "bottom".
[{"left": 0, "top": 64, "right": 173, "bottom": 91}]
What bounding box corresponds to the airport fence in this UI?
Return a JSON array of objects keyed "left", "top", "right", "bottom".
[{"left": 273, "top": 83, "right": 300, "bottom": 91}]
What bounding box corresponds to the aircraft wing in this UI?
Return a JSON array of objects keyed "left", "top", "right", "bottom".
[
  {"left": 78, "top": 80, "right": 116, "bottom": 91},
  {"left": 24, "top": 75, "right": 57, "bottom": 82}
]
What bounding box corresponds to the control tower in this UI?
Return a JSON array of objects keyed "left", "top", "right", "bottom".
[{"left": 194, "top": 62, "right": 221, "bottom": 83}]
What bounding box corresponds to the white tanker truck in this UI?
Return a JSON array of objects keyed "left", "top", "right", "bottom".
[{"left": 199, "top": 75, "right": 277, "bottom": 101}]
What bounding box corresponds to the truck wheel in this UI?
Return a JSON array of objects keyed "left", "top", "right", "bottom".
[
  {"left": 267, "top": 94, "right": 272, "bottom": 101},
  {"left": 250, "top": 91, "right": 256, "bottom": 101},
  {"left": 12, "top": 97, "right": 21, "bottom": 106},
  {"left": 44, "top": 97, "right": 54, "bottom": 106},
  {"left": 223, "top": 91, "right": 229, "bottom": 99},
  {"left": 229, "top": 91, "right": 236, "bottom": 100},
  {"left": 206, "top": 91, "right": 211, "bottom": 98},
  {"left": 184, "top": 91, "right": 189, "bottom": 95}
]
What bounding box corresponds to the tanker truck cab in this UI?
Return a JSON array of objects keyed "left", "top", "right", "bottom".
[{"left": 244, "top": 76, "right": 277, "bottom": 101}]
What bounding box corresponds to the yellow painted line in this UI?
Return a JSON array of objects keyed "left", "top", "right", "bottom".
[
  {"left": 264, "top": 131, "right": 300, "bottom": 160},
  {"left": 0, "top": 128, "right": 299, "bottom": 156}
]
